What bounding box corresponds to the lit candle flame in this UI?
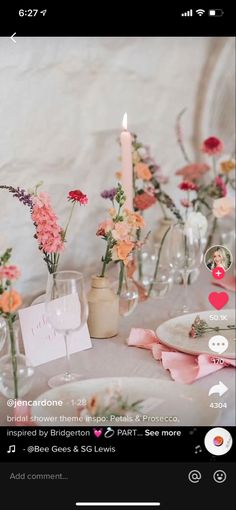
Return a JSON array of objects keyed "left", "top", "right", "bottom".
[{"left": 122, "top": 112, "right": 128, "bottom": 130}]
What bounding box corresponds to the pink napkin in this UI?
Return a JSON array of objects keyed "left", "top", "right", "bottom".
[
  {"left": 127, "top": 328, "right": 236, "bottom": 384},
  {"left": 212, "top": 275, "right": 236, "bottom": 292}
]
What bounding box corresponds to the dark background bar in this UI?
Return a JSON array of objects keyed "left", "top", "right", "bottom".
[
  {"left": 0, "top": 5, "right": 235, "bottom": 37},
  {"left": 1, "top": 426, "right": 235, "bottom": 462}
]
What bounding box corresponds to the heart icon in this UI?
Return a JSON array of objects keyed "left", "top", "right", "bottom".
[
  {"left": 93, "top": 428, "right": 103, "bottom": 438},
  {"left": 208, "top": 292, "right": 229, "bottom": 310}
]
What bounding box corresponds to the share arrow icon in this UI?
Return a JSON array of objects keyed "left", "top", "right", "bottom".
[{"left": 208, "top": 381, "right": 228, "bottom": 397}]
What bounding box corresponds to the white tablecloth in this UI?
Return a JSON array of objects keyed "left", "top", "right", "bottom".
[{"left": 0, "top": 271, "right": 235, "bottom": 426}]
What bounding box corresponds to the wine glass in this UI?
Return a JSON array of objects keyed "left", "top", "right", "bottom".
[
  {"left": 167, "top": 223, "right": 203, "bottom": 315},
  {"left": 45, "top": 271, "right": 88, "bottom": 388}
]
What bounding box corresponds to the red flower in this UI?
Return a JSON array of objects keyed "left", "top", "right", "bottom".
[
  {"left": 134, "top": 192, "right": 156, "bottom": 211},
  {"left": 201, "top": 137, "right": 224, "bottom": 156},
  {"left": 214, "top": 176, "right": 227, "bottom": 197},
  {"left": 96, "top": 227, "right": 106, "bottom": 237},
  {"left": 68, "top": 190, "right": 88, "bottom": 204},
  {"left": 178, "top": 181, "right": 199, "bottom": 191}
]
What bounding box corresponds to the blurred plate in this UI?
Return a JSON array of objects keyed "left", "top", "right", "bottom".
[
  {"left": 33, "top": 376, "right": 219, "bottom": 426},
  {"left": 156, "top": 309, "right": 235, "bottom": 358}
]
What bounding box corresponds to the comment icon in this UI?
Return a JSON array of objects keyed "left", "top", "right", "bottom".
[{"left": 208, "top": 335, "right": 228, "bottom": 355}]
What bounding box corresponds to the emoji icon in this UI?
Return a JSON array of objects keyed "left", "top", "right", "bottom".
[
  {"left": 93, "top": 428, "right": 103, "bottom": 438},
  {"left": 104, "top": 427, "right": 115, "bottom": 438},
  {"left": 213, "top": 470, "right": 227, "bottom": 483},
  {"left": 212, "top": 267, "right": 225, "bottom": 280},
  {"left": 208, "top": 291, "right": 229, "bottom": 310},
  {"left": 208, "top": 335, "right": 228, "bottom": 354}
]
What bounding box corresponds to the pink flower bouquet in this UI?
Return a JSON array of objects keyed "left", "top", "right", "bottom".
[{"left": 0, "top": 184, "right": 88, "bottom": 274}]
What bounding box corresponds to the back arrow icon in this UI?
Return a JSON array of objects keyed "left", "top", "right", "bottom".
[
  {"left": 11, "top": 33, "right": 16, "bottom": 43},
  {"left": 208, "top": 381, "right": 228, "bottom": 397}
]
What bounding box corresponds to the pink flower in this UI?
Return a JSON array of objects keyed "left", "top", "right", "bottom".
[
  {"left": 178, "top": 181, "right": 199, "bottom": 191},
  {"left": 214, "top": 176, "right": 227, "bottom": 197},
  {"left": 175, "top": 163, "right": 210, "bottom": 181},
  {"left": 96, "top": 220, "right": 113, "bottom": 237},
  {"left": 31, "top": 192, "right": 51, "bottom": 208},
  {"left": 0, "top": 265, "right": 21, "bottom": 280},
  {"left": 180, "top": 199, "right": 192, "bottom": 208},
  {"left": 112, "top": 222, "right": 130, "bottom": 241},
  {"left": 31, "top": 198, "right": 65, "bottom": 254},
  {"left": 213, "top": 197, "right": 234, "bottom": 218},
  {"left": 201, "top": 137, "right": 224, "bottom": 156}
]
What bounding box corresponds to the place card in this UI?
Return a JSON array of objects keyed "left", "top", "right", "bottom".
[{"left": 18, "top": 300, "right": 92, "bottom": 367}]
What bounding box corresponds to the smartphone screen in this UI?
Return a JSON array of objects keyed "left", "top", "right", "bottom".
[{"left": 0, "top": 6, "right": 235, "bottom": 509}]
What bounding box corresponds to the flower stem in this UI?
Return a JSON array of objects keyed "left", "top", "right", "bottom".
[
  {"left": 212, "top": 155, "right": 217, "bottom": 177},
  {"left": 100, "top": 241, "right": 111, "bottom": 277},
  {"left": 148, "top": 225, "right": 172, "bottom": 297},
  {"left": 117, "top": 261, "right": 125, "bottom": 295},
  {"left": 8, "top": 316, "right": 18, "bottom": 399},
  {"left": 62, "top": 202, "right": 76, "bottom": 242},
  {"left": 159, "top": 201, "right": 168, "bottom": 220},
  {"left": 136, "top": 228, "right": 143, "bottom": 280},
  {"left": 206, "top": 217, "right": 218, "bottom": 250}
]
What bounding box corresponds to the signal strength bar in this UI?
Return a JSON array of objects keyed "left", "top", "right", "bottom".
[{"left": 181, "top": 9, "right": 193, "bottom": 16}]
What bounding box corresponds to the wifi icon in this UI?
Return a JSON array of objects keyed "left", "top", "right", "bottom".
[{"left": 196, "top": 9, "right": 205, "bottom": 16}]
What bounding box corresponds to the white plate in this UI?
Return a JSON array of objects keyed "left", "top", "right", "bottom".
[
  {"left": 33, "top": 376, "right": 219, "bottom": 426},
  {"left": 156, "top": 309, "right": 235, "bottom": 358}
]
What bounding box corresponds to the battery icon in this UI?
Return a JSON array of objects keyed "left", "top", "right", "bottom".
[{"left": 209, "top": 9, "right": 224, "bottom": 16}]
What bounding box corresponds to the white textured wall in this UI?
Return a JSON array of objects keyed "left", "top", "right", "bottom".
[{"left": 0, "top": 36, "right": 234, "bottom": 299}]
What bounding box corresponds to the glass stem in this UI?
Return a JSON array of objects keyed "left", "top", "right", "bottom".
[
  {"left": 182, "top": 270, "right": 189, "bottom": 310},
  {"left": 64, "top": 332, "right": 71, "bottom": 378}
]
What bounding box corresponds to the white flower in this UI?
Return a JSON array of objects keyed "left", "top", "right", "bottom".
[
  {"left": 185, "top": 212, "right": 208, "bottom": 238},
  {"left": 213, "top": 197, "right": 235, "bottom": 218},
  {"left": 135, "top": 178, "right": 144, "bottom": 190},
  {"left": 137, "top": 147, "right": 148, "bottom": 159}
]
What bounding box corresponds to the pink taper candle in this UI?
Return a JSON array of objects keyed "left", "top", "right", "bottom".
[{"left": 120, "top": 113, "right": 133, "bottom": 210}]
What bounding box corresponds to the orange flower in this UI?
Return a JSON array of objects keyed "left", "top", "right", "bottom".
[
  {"left": 125, "top": 210, "right": 145, "bottom": 229},
  {"left": 116, "top": 240, "right": 134, "bottom": 262},
  {"left": 175, "top": 163, "right": 210, "bottom": 181},
  {"left": 0, "top": 290, "right": 22, "bottom": 313},
  {"left": 134, "top": 162, "right": 152, "bottom": 181},
  {"left": 220, "top": 160, "right": 235, "bottom": 174}
]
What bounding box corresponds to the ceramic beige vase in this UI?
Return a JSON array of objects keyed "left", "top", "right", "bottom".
[{"left": 87, "top": 276, "right": 119, "bottom": 339}]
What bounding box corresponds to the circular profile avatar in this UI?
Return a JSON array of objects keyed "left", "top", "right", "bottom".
[{"left": 204, "top": 245, "right": 233, "bottom": 272}]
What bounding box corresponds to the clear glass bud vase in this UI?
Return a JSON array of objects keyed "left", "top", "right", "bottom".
[{"left": 0, "top": 319, "right": 34, "bottom": 399}]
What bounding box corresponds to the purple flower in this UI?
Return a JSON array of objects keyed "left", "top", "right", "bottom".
[
  {"left": 101, "top": 188, "right": 117, "bottom": 201},
  {"left": 0, "top": 185, "right": 33, "bottom": 208}
]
